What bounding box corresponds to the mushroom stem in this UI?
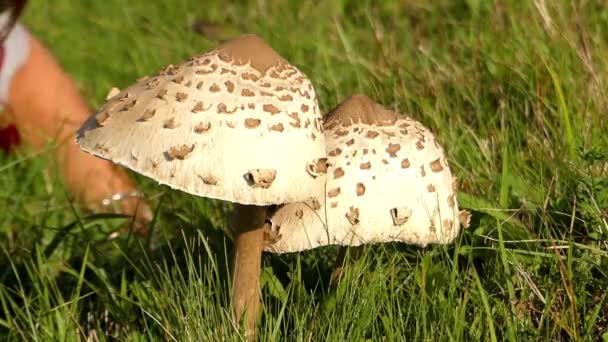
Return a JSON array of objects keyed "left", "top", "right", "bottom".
[
  {"left": 231, "top": 204, "right": 267, "bottom": 341},
  {"left": 329, "top": 246, "right": 363, "bottom": 286}
]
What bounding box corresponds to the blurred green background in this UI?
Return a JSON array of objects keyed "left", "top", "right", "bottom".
[{"left": 0, "top": 0, "right": 607, "bottom": 340}]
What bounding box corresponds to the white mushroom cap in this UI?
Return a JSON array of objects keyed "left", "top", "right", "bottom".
[
  {"left": 265, "top": 94, "right": 468, "bottom": 253},
  {"left": 77, "top": 35, "right": 326, "bottom": 205}
]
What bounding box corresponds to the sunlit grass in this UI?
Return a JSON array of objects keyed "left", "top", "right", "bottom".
[{"left": 0, "top": 0, "right": 607, "bottom": 340}]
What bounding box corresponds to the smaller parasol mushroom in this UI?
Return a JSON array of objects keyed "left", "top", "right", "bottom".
[{"left": 265, "top": 94, "right": 469, "bottom": 263}]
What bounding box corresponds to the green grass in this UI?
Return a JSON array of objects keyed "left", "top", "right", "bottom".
[{"left": 1, "top": 0, "right": 608, "bottom": 340}]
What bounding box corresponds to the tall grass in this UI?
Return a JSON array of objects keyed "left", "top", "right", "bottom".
[{"left": 0, "top": 0, "right": 607, "bottom": 340}]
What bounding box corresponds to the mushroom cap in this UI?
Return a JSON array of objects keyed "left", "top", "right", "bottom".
[
  {"left": 77, "top": 35, "right": 326, "bottom": 205},
  {"left": 265, "top": 94, "right": 465, "bottom": 253}
]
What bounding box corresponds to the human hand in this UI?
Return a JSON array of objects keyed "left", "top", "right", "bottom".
[{"left": 61, "top": 141, "right": 154, "bottom": 236}]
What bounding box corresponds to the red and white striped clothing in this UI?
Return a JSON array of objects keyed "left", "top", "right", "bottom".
[{"left": 0, "top": 13, "right": 30, "bottom": 152}]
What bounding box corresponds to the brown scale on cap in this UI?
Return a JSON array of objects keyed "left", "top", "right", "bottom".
[
  {"left": 270, "top": 123, "right": 284, "bottom": 132},
  {"left": 391, "top": 207, "right": 413, "bottom": 226},
  {"left": 218, "top": 103, "right": 238, "bottom": 114},
  {"left": 194, "top": 122, "right": 211, "bottom": 133},
  {"left": 192, "top": 101, "right": 211, "bottom": 113},
  {"left": 241, "top": 88, "right": 255, "bottom": 97},
  {"left": 366, "top": 130, "right": 379, "bottom": 139},
  {"left": 427, "top": 184, "right": 436, "bottom": 192},
  {"left": 420, "top": 165, "right": 426, "bottom": 176},
  {"left": 245, "top": 169, "right": 277, "bottom": 188},
  {"left": 333, "top": 167, "right": 345, "bottom": 179},
  {"left": 328, "top": 147, "right": 342, "bottom": 157},
  {"left": 241, "top": 72, "right": 259, "bottom": 82},
  {"left": 279, "top": 94, "right": 293, "bottom": 101},
  {"left": 159, "top": 64, "right": 179, "bottom": 75},
  {"left": 172, "top": 75, "right": 184, "bottom": 84},
  {"left": 244, "top": 118, "right": 261, "bottom": 128},
  {"left": 306, "top": 158, "right": 329, "bottom": 178},
  {"left": 144, "top": 78, "right": 160, "bottom": 89},
  {"left": 360, "top": 162, "right": 371, "bottom": 170},
  {"left": 175, "top": 92, "right": 188, "bottom": 102},
  {"left": 311, "top": 198, "right": 321, "bottom": 210},
  {"left": 221, "top": 68, "right": 236, "bottom": 75},
  {"left": 224, "top": 81, "right": 235, "bottom": 93},
  {"left": 346, "top": 207, "right": 360, "bottom": 225},
  {"left": 138, "top": 109, "right": 156, "bottom": 121},
  {"left": 301, "top": 104, "right": 309, "bottom": 112},
  {"left": 324, "top": 94, "right": 400, "bottom": 128},
  {"left": 96, "top": 111, "right": 110, "bottom": 126},
  {"left": 356, "top": 183, "right": 366, "bottom": 196},
  {"left": 209, "top": 84, "right": 221, "bottom": 93},
  {"left": 328, "top": 188, "right": 341, "bottom": 198},
  {"left": 430, "top": 159, "right": 444, "bottom": 172},
  {"left": 416, "top": 140, "right": 425, "bottom": 150},
  {"left": 157, "top": 89, "right": 168, "bottom": 100},
  {"left": 386, "top": 143, "right": 401, "bottom": 157},
  {"left": 295, "top": 209, "right": 304, "bottom": 219},
  {"left": 196, "top": 81, "right": 204, "bottom": 90},
  {"left": 263, "top": 104, "right": 280, "bottom": 115},
  {"left": 121, "top": 99, "right": 137, "bottom": 111},
  {"left": 167, "top": 144, "right": 195, "bottom": 160},
  {"left": 288, "top": 112, "right": 301, "bottom": 127},
  {"left": 345, "top": 138, "right": 355, "bottom": 146},
  {"left": 198, "top": 175, "right": 218, "bottom": 185},
  {"left": 401, "top": 158, "right": 411, "bottom": 168},
  {"left": 163, "top": 117, "right": 177, "bottom": 129}
]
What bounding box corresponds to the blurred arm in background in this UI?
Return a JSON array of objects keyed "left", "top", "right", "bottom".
[{"left": 2, "top": 20, "right": 152, "bottom": 230}]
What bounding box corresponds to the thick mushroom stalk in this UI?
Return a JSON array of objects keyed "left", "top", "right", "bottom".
[{"left": 231, "top": 204, "right": 267, "bottom": 340}]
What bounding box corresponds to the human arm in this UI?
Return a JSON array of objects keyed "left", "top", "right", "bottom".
[{"left": 5, "top": 29, "right": 152, "bottom": 227}]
